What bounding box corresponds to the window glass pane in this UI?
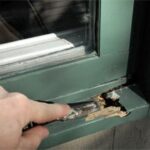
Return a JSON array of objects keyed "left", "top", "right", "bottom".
[{"left": 0, "top": 0, "right": 96, "bottom": 51}]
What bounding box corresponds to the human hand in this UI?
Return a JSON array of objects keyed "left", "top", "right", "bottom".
[{"left": 0, "top": 86, "right": 70, "bottom": 150}]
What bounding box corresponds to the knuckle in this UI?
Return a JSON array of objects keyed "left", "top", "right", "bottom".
[
  {"left": 9, "top": 92, "right": 29, "bottom": 109},
  {"left": 55, "top": 104, "right": 69, "bottom": 116}
]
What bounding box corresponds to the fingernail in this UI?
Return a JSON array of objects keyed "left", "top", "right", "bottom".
[{"left": 55, "top": 103, "right": 71, "bottom": 114}]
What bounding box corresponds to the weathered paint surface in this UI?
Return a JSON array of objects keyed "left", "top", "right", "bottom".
[
  {"left": 39, "top": 85, "right": 149, "bottom": 149},
  {"left": 0, "top": 0, "right": 141, "bottom": 149}
]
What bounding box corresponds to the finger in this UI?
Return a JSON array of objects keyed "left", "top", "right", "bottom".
[
  {"left": 0, "top": 86, "right": 8, "bottom": 99},
  {"left": 28, "top": 101, "right": 71, "bottom": 124},
  {"left": 19, "top": 126, "right": 49, "bottom": 150}
]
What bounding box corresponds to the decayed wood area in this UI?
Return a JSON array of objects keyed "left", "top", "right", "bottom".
[{"left": 49, "top": 118, "right": 150, "bottom": 150}]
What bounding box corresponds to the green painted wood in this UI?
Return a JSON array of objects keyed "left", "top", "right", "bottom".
[
  {"left": 0, "top": 0, "right": 134, "bottom": 102},
  {"left": 39, "top": 85, "right": 149, "bottom": 149},
  {"left": 49, "top": 78, "right": 126, "bottom": 103},
  {"left": 100, "top": 0, "right": 134, "bottom": 55},
  {"left": 0, "top": 51, "right": 128, "bottom": 101},
  {"left": 49, "top": 119, "right": 150, "bottom": 150},
  {"left": 0, "top": 1, "right": 145, "bottom": 149}
]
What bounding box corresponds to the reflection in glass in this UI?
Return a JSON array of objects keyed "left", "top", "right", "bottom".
[{"left": 0, "top": 0, "right": 96, "bottom": 51}]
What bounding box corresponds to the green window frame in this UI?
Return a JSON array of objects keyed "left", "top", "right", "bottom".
[
  {"left": 0, "top": 0, "right": 149, "bottom": 148},
  {"left": 0, "top": 0, "right": 134, "bottom": 101}
]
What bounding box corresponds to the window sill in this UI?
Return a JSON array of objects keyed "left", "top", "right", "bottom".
[{"left": 39, "top": 85, "right": 149, "bottom": 149}]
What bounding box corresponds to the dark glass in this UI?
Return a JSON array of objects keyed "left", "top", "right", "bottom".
[{"left": 0, "top": 0, "right": 95, "bottom": 49}]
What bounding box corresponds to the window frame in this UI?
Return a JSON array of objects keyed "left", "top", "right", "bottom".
[
  {"left": 0, "top": 0, "right": 144, "bottom": 149},
  {"left": 0, "top": 0, "right": 134, "bottom": 101},
  {"left": 0, "top": 0, "right": 97, "bottom": 77}
]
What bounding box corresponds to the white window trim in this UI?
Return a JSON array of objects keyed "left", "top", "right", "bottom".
[
  {"left": 0, "top": 29, "right": 91, "bottom": 78},
  {"left": 0, "top": 33, "right": 75, "bottom": 66},
  {"left": 0, "top": 45, "right": 91, "bottom": 79}
]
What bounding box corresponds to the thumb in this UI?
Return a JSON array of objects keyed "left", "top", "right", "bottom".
[{"left": 19, "top": 126, "right": 49, "bottom": 150}]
